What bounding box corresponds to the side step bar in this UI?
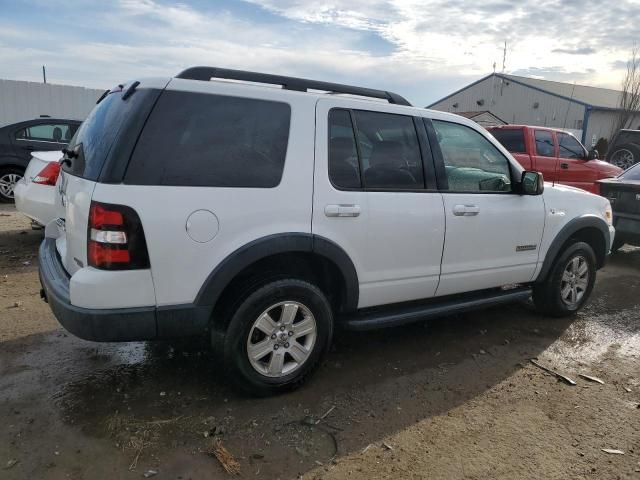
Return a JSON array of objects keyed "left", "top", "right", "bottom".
[{"left": 342, "top": 287, "right": 532, "bottom": 331}]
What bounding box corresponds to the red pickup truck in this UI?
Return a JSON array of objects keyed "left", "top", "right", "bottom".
[{"left": 487, "top": 125, "right": 622, "bottom": 194}]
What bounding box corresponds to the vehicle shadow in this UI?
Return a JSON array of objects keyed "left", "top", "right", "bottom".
[{"left": 40, "top": 302, "right": 574, "bottom": 478}]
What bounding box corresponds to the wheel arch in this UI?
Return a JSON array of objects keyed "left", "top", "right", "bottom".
[
  {"left": 536, "top": 215, "right": 609, "bottom": 283},
  {"left": 194, "top": 233, "right": 359, "bottom": 315}
]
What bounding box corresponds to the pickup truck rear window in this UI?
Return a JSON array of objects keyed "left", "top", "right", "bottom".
[{"left": 491, "top": 129, "right": 525, "bottom": 153}]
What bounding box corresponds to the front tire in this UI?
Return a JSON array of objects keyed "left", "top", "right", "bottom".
[
  {"left": 221, "top": 278, "right": 333, "bottom": 396},
  {"left": 0, "top": 167, "right": 24, "bottom": 203},
  {"left": 533, "top": 242, "right": 597, "bottom": 317}
]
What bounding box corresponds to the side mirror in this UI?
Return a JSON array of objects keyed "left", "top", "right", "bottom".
[
  {"left": 521, "top": 171, "right": 544, "bottom": 195},
  {"left": 587, "top": 148, "right": 599, "bottom": 160}
]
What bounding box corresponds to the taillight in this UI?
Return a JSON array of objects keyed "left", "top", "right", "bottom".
[
  {"left": 87, "top": 201, "right": 149, "bottom": 270},
  {"left": 32, "top": 162, "right": 61, "bottom": 186}
]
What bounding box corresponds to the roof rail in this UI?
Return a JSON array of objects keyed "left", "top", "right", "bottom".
[{"left": 175, "top": 66, "right": 412, "bottom": 106}]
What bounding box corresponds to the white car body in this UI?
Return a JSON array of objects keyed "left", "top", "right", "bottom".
[
  {"left": 38, "top": 69, "right": 614, "bottom": 394},
  {"left": 14, "top": 150, "right": 62, "bottom": 227}
]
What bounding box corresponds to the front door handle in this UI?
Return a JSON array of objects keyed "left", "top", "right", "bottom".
[
  {"left": 560, "top": 162, "right": 569, "bottom": 169},
  {"left": 325, "top": 204, "right": 361, "bottom": 217},
  {"left": 453, "top": 204, "right": 480, "bottom": 216}
]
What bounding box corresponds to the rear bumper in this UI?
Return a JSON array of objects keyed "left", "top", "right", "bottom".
[
  {"left": 14, "top": 181, "right": 57, "bottom": 227},
  {"left": 613, "top": 212, "right": 640, "bottom": 238},
  {"left": 39, "top": 239, "right": 211, "bottom": 342}
]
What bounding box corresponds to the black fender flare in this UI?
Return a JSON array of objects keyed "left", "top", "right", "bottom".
[
  {"left": 194, "top": 233, "right": 359, "bottom": 312},
  {"left": 536, "top": 215, "right": 610, "bottom": 282}
]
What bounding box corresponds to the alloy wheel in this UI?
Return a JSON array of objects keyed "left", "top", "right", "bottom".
[
  {"left": 560, "top": 255, "right": 589, "bottom": 307},
  {"left": 0, "top": 173, "right": 21, "bottom": 200},
  {"left": 246, "top": 301, "right": 317, "bottom": 378},
  {"left": 611, "top": 149, "right": 635, "bottom": 170}
]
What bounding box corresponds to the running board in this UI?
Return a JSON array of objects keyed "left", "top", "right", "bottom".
[{"left": 342, "top": 287, "right": 532, "bottom": 331}]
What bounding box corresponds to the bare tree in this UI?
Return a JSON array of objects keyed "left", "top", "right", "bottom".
[{"left": 612, "top": 46, "right": 640, "bottom": 136}]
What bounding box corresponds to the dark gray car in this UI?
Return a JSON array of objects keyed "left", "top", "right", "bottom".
[
  {"left": 607, "top": 129, "right": 640, "bottom": 170},
  {"left": 0, "top": 118, "right": 81, "bottom": 202}
]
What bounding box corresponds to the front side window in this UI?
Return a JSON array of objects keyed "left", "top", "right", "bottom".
[
  {"left": 558, "top": 132, "right": 585, "bottom": 159},
  {"left": 16, "top": 123, "right": 74, "bottom": 143},
  {"left": 534, "top": 130, "right": 555, "bottom": 157},
  {"left": 432, "top": 120, "right": 512, "bottom": 192},
  {"left": 353, "top": 110, "right": 424, "bottom": 189},
  {"left": 127, "top": 91, "right": 291, "bottom": 188}
]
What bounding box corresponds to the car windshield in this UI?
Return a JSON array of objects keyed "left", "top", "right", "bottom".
[{"left": 620, "top": 162, "right": 640, "bottom": 180}]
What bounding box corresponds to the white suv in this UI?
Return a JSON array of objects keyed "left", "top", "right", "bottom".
[{"left": 39, "top": 67, "right": 615, "bottom": 395}]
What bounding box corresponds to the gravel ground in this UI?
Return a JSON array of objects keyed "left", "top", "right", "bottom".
[{"left": 1, "top": 203, "right": 639, "bottom": 479}]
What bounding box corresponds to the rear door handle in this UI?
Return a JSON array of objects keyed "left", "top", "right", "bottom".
[
  {"left": 325, "top": 204, "right": 361, "bottom": 217},
  {"left": 453, "top": 204, "right": 480, "bottom": 216},
  {"left": 560, "top": 163, "right": 569, "bottom": 169}
]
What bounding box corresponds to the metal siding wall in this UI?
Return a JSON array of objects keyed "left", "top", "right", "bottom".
[
  {"left": 585, "top": 110, "right": 640, "bottom": 145},
  {"left": 0, "top": 79, "right": 104, "bottom": 127},
  {"left": 430, "top": 75, "right": 586, "bottom": 133}
]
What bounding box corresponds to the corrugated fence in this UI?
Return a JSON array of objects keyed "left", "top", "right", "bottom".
[{"left": 0, "top": 79, "right": 104, "bottom": 128}]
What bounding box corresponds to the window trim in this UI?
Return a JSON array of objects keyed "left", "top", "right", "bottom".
[
  {"left": 327, "top": 107, "right": 437, "bottom": 193},
  {"left": 13, "top": 122, "right": 75, "bottom": 144},
  {"left": 427, "top": 118, "right": 517, "bottom": 195},
  {"left": 557, "top": 131, "right": 587, "bottom": 160}
]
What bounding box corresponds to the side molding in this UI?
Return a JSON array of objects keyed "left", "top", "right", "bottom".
[
  {"left": 536, "top": 215, "right": 610, "bottom": 282},
  {"left": 194, "top": 233, "right": 359, "bottom": 312}
]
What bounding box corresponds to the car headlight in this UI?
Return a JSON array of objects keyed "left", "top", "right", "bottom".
[{"left": 604, "top": 202, "right": 613, "bottom": 226}]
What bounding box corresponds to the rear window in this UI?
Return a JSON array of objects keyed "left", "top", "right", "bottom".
[
  {"left": 125, "top": 91, "right": 291, "bottom": 188},
  {"left": 63, "top": 87, "right": 161, "bottom": 181},
  {"left": 490, "top": 129, "right": 525, "bottom": 153}
]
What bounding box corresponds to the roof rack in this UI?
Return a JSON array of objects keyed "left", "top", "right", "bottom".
[{"left": 175, "top": 66, "right": 412, "bottom": 106}]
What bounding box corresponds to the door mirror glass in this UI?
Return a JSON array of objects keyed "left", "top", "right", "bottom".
[
  {"left": 521, "top": 171, "right": 544, "bottom": 195},
  {"left": 587, "top": 148, "right": 599, "bottom": 160}
]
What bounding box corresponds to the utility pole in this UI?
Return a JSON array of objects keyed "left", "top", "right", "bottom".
[{"left": 42, "top": 65, "right": 47, "bottom": 84}]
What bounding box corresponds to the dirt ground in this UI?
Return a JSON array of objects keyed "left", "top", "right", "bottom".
[{"left": 1, "top": 203, "right": 639, "bottom": 480}]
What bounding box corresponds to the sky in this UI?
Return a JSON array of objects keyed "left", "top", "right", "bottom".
[{"left": 0, "top": 0, "right": 638, "bottom": 106}]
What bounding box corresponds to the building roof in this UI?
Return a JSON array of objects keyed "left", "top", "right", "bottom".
[
  {"left": 427, "top": 73, "right": 626, "bottom": 110},
  {"left": 499, "top": 74, "right": 623, "bottom": 110}
]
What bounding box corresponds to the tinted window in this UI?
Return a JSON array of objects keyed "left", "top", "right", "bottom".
[
  {"left": 353, "top": 111, "right": 423, "bottom": 189},
  {"left": 534, "top": 130, "right": 555, "bottom": 157},
  {"left": 328, "top": 109, "right": 361, "bottom": 189},
  {"left": 491, "top": 128, "right": 525, "bottom": 153},
  {"left": 16, "top": 123, "right": 75, "bottom": 143},
  {"left": 433, "top": 120, "right": 511, "bottom": 192},
  {"left": 126, "top": 91, "right": 290, "bottom": 188},
  {"left": 620, "top": 163, "right": 640, "bottom": 180},
  {"left": 558, "top": 132, "right": 585, "bottom": 159},
  {"left": 64, "top": 88, "right": 161, "bottom": 181}
]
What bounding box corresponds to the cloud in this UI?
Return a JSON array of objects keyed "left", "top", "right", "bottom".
[
  {"left": 0, "top": 0, "right": 638, "bottom": 106},
  {"left": 552, "top": 47, "right": 597, "bottom": 55}
]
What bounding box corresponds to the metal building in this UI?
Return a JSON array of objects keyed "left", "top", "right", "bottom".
[
  {"left": 0, "top": 79, "right": 104, "bottom": 128},
  {"left": 427, "top": 73, "right": 640, "bottom": 146}
]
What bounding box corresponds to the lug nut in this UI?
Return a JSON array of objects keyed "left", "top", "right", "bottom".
[
  {"left": 288, "top": 331, "right": 294, "bottom": 336},
  {"left": 284, "top": 342, "right": 290, "bottom": 348},
  {"left": 280, "top": 325, "right": 286, "bottom": 331},
  {"left": 273, "top": 344, "right": 279, "bottom": 350},
  {"left": 271, "top": 334, "right": 277, "bottom": 339}
]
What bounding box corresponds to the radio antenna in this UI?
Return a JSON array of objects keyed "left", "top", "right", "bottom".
[{"left": 553, "top": 81, "right": 577, "bottom": 187}]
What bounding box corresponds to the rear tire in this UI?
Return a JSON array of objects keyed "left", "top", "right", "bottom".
[
  {"left": 533, "top": 241, "right": 597, "bottom": 317},
  {"left": 0, "top": 167, "right": 24, "bottom": 203},
  {"left": 221, "top": 278, "right": 333, "bottom": 396}
]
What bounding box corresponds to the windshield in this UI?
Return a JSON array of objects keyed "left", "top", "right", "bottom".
[{"left": 620, "top": 162, "right": 640, "bottom": 180}]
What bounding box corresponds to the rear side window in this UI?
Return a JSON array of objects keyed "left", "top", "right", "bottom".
[
  {"left": 534, "top": 130, "right": 555, "bottom": 157},
  {"left": 620, "top": 163, "right": 640, "bottom": 180},
  {"left": 126, "top": 91, "right": 291, "bottom": 188},
  {"left": 15, "top": 123, "right": 76, "bottom": 143},
  {"left": 328, "top": 110, "right": 361, "bottom": 189},
  {"left": 490, "top": 129, "right": 525, "bottom": 153}
]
